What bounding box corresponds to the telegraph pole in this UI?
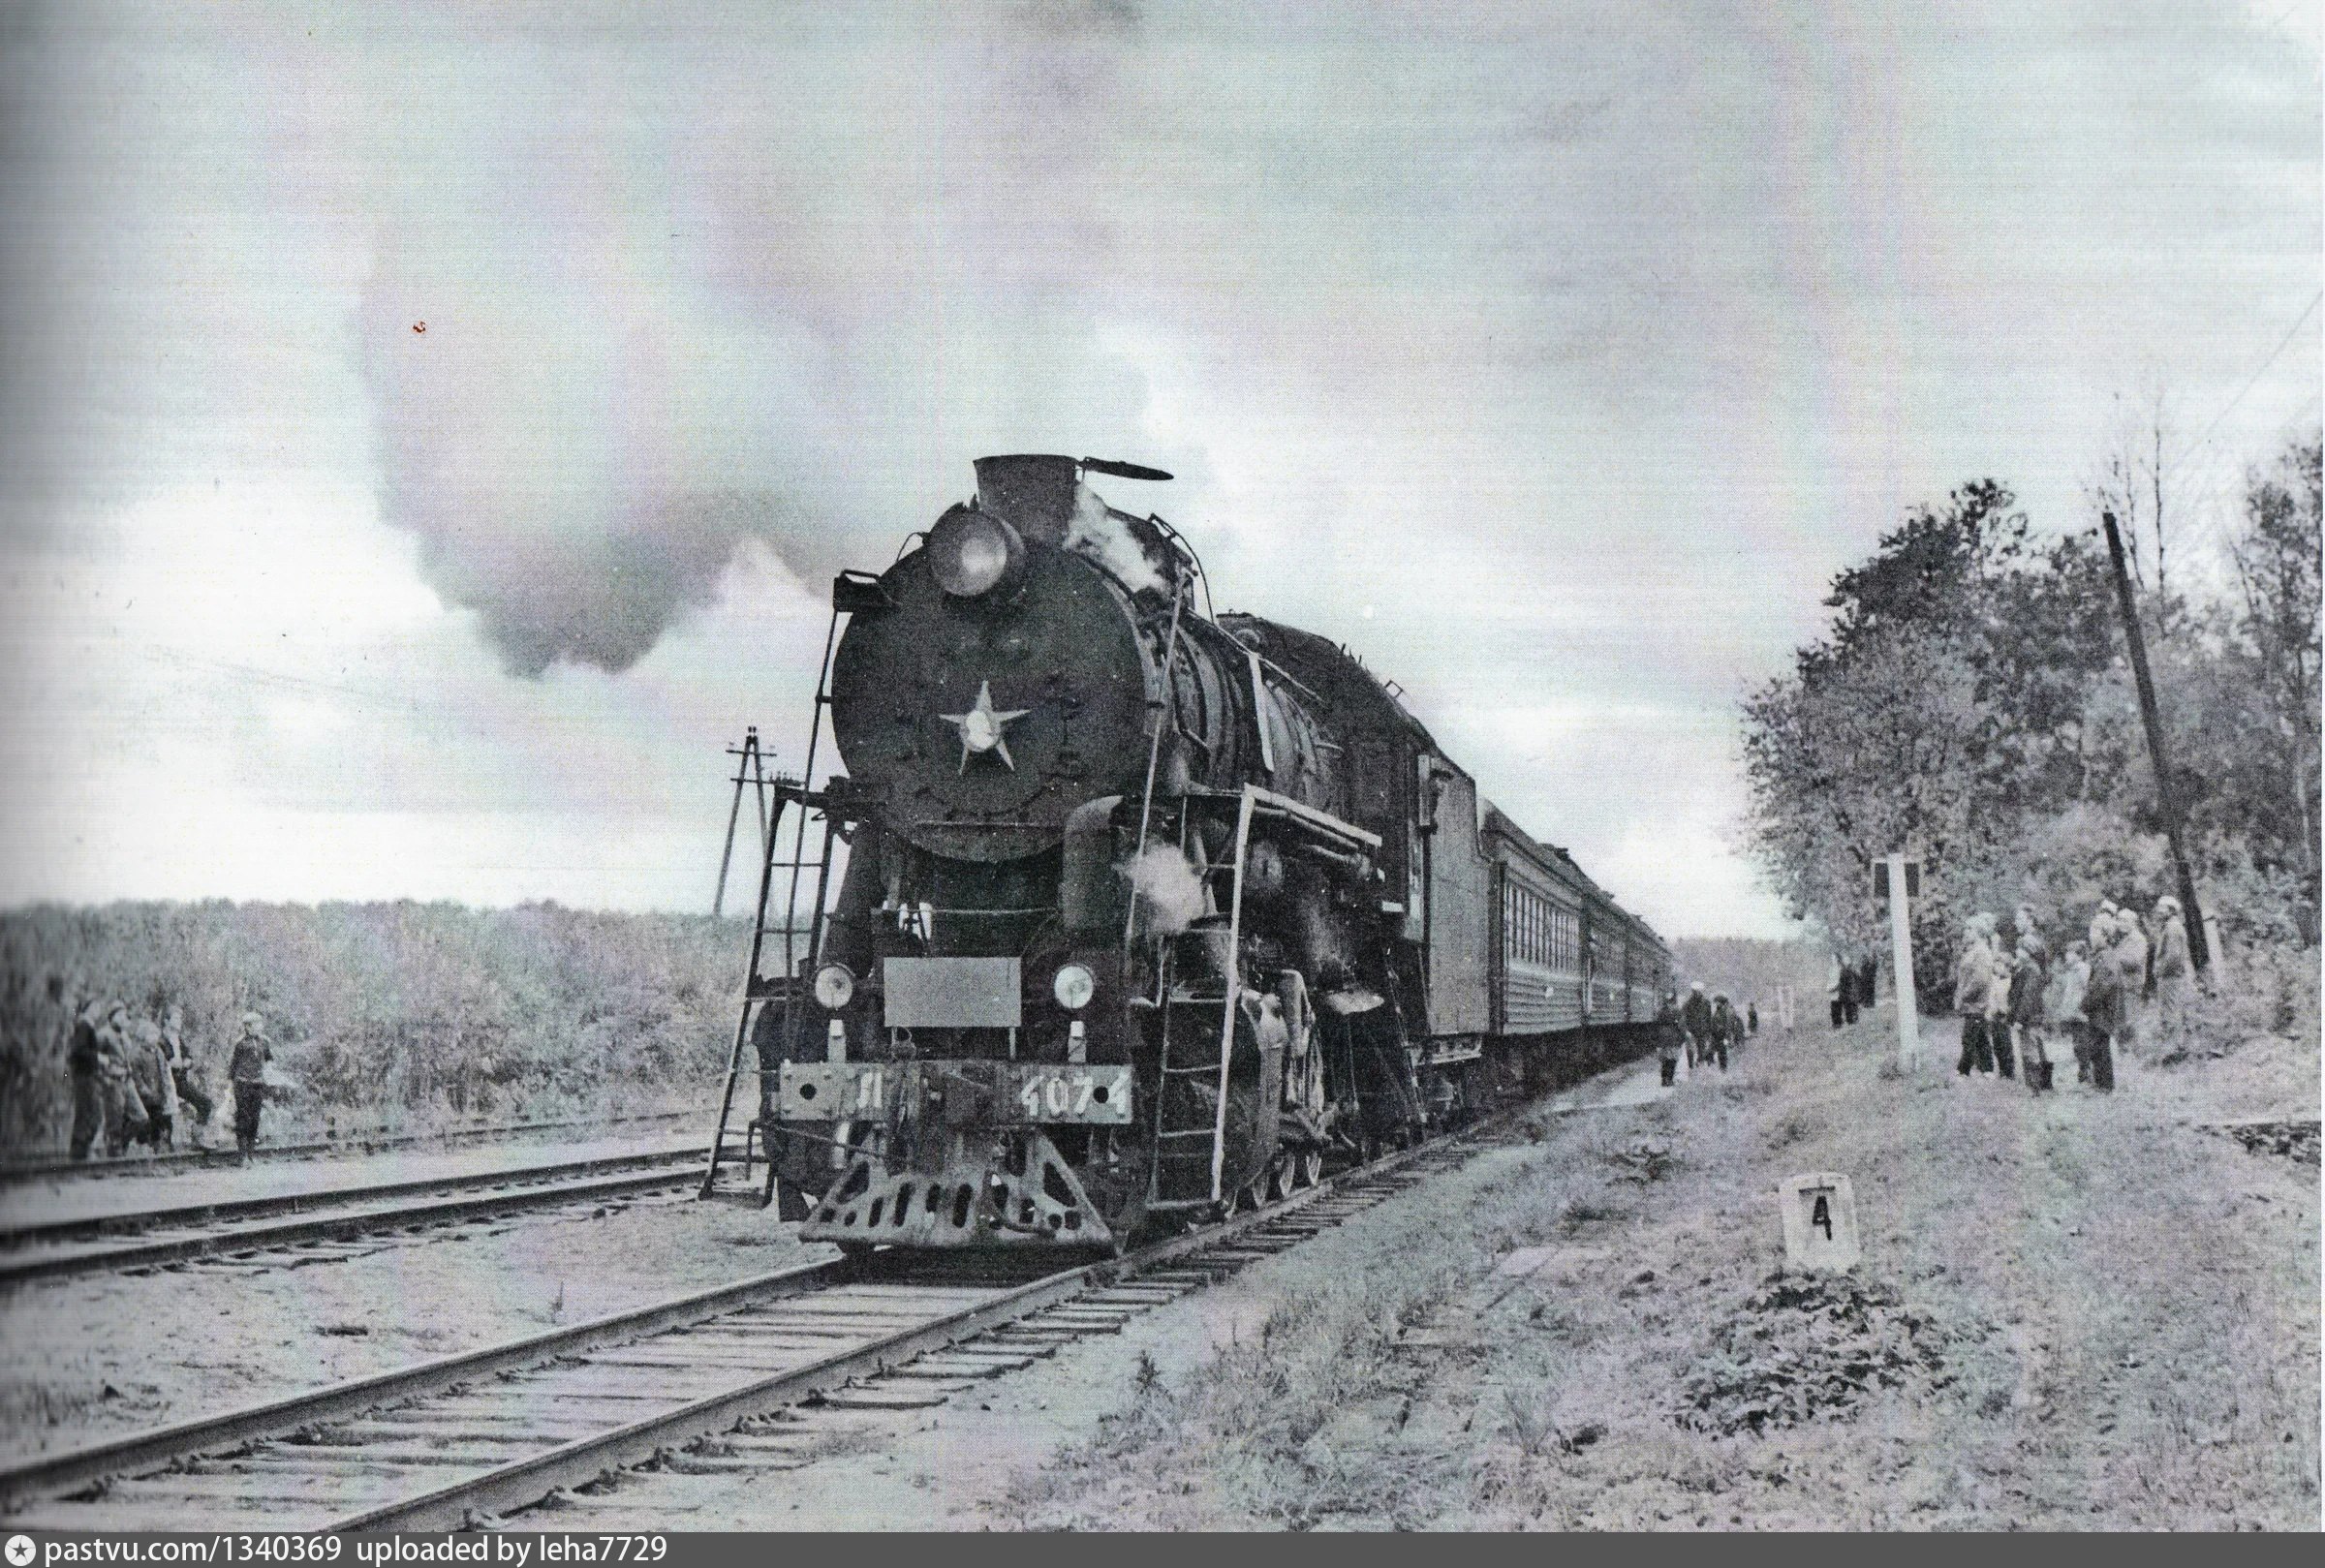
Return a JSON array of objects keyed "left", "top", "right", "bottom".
[
  {"left": 712, "top": 727, "right": 771, "bottom": 920},
  {"left": 2100, "top": 511, "right": 2212, "bottom": 970}
]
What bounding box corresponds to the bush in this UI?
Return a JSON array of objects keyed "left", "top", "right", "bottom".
[
  {"left": 0, "top": 902, "right": 749, "bottom": 1154},
  {"left": 2175, "top": 942, "right": 2320, "bottom": 1054}
]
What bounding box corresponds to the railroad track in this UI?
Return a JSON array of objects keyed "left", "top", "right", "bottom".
[
  {"left": 0, "top": 1109, "right": 698, "bottom": 1187},
  {"left": 0, "top": 1146, "right": 707, "bottom": 1287},
  {"left": 0, "top": 1110, "right": 1534, "bottom": 1532}
]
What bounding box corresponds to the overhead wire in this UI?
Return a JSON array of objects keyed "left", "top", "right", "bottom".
[
  {"left": 2168, "top": 288, "right": 2320, "bottom": 480},
  {"left": 2123, "top": 288, "right": 2325, "bottom": 577}
]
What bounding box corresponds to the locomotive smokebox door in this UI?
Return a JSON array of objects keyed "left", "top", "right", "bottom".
[{"left": 827, "top": 521, "right": 1152, "bottom": 865}]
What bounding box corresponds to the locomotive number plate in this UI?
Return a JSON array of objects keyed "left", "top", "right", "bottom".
[
  {"left": 776, "top": 1061, "right": 1132, "bottom": 1125},
  {"left": 1007, "top": 1065, "right": 1132, "bottom": 1125},
  {"left": 777, "top": 1062, "right": 895, "bottom": 1121}
]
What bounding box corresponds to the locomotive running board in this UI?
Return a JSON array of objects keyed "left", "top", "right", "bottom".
[{"left": 1183, "top": 783, "right": 1382, "bottom": 851}]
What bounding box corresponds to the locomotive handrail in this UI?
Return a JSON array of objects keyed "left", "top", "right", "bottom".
[
  {"left": 906, "top": 818, "right": 1057, "bottom": 835},
  {"left": 920, "top": 904, "right": 1061, "bottom": 915},
  {"left": 1241, "top": 642, "right": 1326, "bottom": 708},
  {"left": 1143, "top": 512, "right": 1215, "bottom": 622},
  {"left": 1208, "top": 785, "right": 1259, "bottom": 1203},
  {"left": 1126, "top": 575, "right": 1190, "bottom": 962}
]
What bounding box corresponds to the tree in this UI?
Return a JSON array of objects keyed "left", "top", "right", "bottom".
[
  {"left": 2227, "top": 434, "right": 2323, "bottom": 907},
  {"left": 2085, "top": 385, "right": 2191, "bottom": 637},
  {"left": 1744, "top": 425, "right": 2321, "bottom": 1022},
  {"left": 1743, "top": 482, "right": 2073, "bottom": 953},
  {"left": 1744, "top": 624, "right": 1987, "bottom": 978}
]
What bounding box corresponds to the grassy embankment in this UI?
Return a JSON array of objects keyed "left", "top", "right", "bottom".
[{"left": 1016, "top": 998, "right": 2320, "bottom": 1530}]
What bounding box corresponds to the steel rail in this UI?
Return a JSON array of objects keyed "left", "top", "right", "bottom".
[
  {"left": 0, "top": 1109, "right": 696, "bottom": 1187},
  {"left": 1, "top": 1087, "right": 1578, "bottom": 1531},
  {"left": 330, "top": 1118, "right": 1498, "bottom": 1532},
  {"left": 0, "top": 1162, "right": 700, "bottom": 1287},
  {"left": 0, "top": 1146, "right": 705, "bottom": 1250},
  {"left": 0, "top": 1256, "right": 854, "bottom": 1513}
]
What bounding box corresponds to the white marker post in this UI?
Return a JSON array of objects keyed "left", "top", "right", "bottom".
[
  {"left": 1779, "top": 1172, "right": 1862, "bottom": 1271},
  {"left": 1879, "top": 853, "right": 1921, "bottom": 1069}
]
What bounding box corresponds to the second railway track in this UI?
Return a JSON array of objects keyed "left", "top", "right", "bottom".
[
  {"left": 0, "top": 1108, "right": 1540, "bottom": 1532},
  {"left": 0, "top": 1146, "right": 707, "bottom": 1286},
  {"left": 0, "top": 1110, "right": 698, "bottom": 1187}
]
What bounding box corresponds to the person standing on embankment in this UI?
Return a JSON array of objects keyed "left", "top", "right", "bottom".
[
  {"left": 2151, "top": 895, "right": 2192, "bottom": 1048},
  {"left": 1708, "top": 993, "right": 1737, "bottom": 1072},
  {"left": 2008, "top": 932, "right": 2054, "bottom": 1093},
  {"left": 65, "top": 994, "right": 107, "bottom": 1161},
  {"left": 2111, "top": 907, "right": 2150, "bottom": 1060},
  {"left": 162, "top": 1005, "right": 214, "bottom": 1148},
  {"left": 229, "top": 1013, "right": 271, "bottom": 1156},
  {"left": 2051, "top": 939, "right": 2094, "bottom": 1084},
  {"left": 1954, "top": 919, "right": 1997, "bottom": 1077},
  {"left": 2080, "top": 918, "right": 2125, "bottom": 1092},
  {"left": 1681, "top": 982, "right": 1714, "bottom": 1071}
]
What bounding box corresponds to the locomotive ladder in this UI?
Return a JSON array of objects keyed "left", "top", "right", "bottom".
[
  {"left": 1147, "top": 784, "right": 1257, "bottom": 1212},
  {"left": 1145, "top": 786, "right": 1389, "bottom": 1212},
  {"left": 699, "top": 598, "right": 852, "bottom": 1206}
]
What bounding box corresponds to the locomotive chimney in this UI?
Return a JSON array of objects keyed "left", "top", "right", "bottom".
[{"left": 973, "top": 454, "right": 1079, "bottom": 544}]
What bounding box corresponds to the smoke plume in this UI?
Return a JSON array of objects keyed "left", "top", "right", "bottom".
[
  {"left": 347, "top": 3, "right": 1152, "bottom": 679},
  {"left": 411, "top": 492, "right": 781, "bottom": 680},
  {"left": 1122, "top": 844, "right": 1209, "bottom": 934},
  {"left": 1066, "top": 482, "right": 1169, "bottom": 596}
]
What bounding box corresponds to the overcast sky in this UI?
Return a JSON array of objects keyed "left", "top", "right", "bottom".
[{"left": 1, "top": 0, "right": 2317, "bottom": 938}]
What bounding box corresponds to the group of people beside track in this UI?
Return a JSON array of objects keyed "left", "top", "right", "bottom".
[
  {"left": 1826, "top": 953, "right": 1879, "bottom": 1028},
  {"left": 1949, "top": 895, "right": 2195, "bottom": 1094},
  {"left": 1653, "top": 982, "right": 1759, "bottom": 1087},
  {"left": 61, "top": 996, "right": 275, "bottom": 1159}
]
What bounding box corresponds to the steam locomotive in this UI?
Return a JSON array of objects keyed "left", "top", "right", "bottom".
[{"left": 708, "top": 455, "right": 1670, "bottom": 1252}]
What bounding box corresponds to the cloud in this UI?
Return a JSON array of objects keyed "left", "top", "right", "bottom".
[{"left": 0, "top": 0, "right": 2314, "bottom": 930}]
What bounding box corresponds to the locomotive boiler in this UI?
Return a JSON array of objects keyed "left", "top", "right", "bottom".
[{"left": 701, "top": 455, "right": 1671, "bottom": 1253}]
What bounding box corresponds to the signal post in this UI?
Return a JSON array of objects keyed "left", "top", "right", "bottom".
[{"left": 1876, "top": 853, "right": 1921, "bottom": 1070}]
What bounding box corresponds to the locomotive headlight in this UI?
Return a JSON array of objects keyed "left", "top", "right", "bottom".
[
  {"left": 812, "top": 963, "right": 855, "bottom": 1011},
  {"left": 1052, "top": 963, "right": 1097, "bottom": 1011},
  {"left": 928, "top": 505, "right": 1026, "bottom": 600}
]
